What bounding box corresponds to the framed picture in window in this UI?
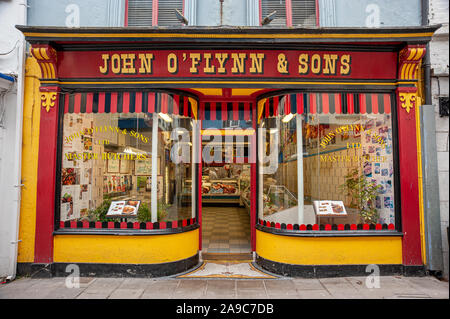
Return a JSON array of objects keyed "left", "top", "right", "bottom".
[
  {"left": 107, "top": 157, "right": 120, "bottom": 173},
  {"left": 135, "top": 158, "right": 152, "bottom": 175}
]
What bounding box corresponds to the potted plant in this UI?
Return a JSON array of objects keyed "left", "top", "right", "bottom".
[{"left": 339, "top": 168, "right": 382, "bottom": 225}]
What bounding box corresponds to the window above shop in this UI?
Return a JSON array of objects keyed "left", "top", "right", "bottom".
[
  {"left": 261, "top": 0, "right": 317, "bottom": 27},
  {"left": 126, "top": 0, "right": 184, "bottom": 27}
]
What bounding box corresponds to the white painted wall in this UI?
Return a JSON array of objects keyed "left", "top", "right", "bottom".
[
  {"left": 0, "top": 0, "right": 26, "bottom": 280},
  {"left": 429, "top": 0, "right": 449, "bottom": 280}
]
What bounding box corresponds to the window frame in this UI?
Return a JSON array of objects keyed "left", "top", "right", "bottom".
[
  {"left": 255, "top": 90, "right": 403, "bottom": 237},
  {"left": 53, "top": 89, "right": 200, "bottom": 235},
  {"left": 125, "top": 0, "right": 186, "bottom": 27},
  {"left": 259, "top": 0, "right": 320, "bottom": 27}
]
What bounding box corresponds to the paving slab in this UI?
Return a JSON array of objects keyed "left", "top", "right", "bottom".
[
  {"left": 141, "top": 280, "right": 179, "bottom": 299},
  {"left": 83, "top": 278, "right": 124, "bottom": 295},
  {"left": 109, "top": 288, "right": 145, "bottom": 299},
  {"left": 297, "top": 289, "right": 333, "bottom": 299}
]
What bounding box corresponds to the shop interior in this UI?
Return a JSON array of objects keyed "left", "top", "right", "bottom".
[{"left": 200, "top": 119, "right": 252, "bottom": 254}]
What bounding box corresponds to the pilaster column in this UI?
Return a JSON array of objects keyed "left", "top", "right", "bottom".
[
  {"left": 30, "top": 45, "right": 60, "bottom": 264},
  {"left": 396, "top": 45, "right": 426, "bottom": 266}
]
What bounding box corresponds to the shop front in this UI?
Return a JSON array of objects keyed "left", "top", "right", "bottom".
[{"left": 16, "top": 26, "right": 438, "bottom": 277}]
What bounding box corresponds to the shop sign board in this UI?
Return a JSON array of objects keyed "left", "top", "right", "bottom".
[{"left": 57, "top": 50, "right": 397, "bottom": 81}]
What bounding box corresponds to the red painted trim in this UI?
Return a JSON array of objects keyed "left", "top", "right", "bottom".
[
  {"left": 297, "top": 93, "right": 303, "bottom": 114},
  {"left": 347, "top": 93, "right": 354, "bottom": 114},
  {"left": 123, "top": 92, "right": 130, "bottom": 113},
  {"left": 250, "top": 101, "right": 257, "bottom": 251},
  {"left": 110, "top": 92, "right": 118, "bottom": 113},
  {"left": 286, "top": 0, "right": 292, "bottom": 27},
  {"left": 396, "top": 87, "right": 422, "bottom": 265},
  {"left": 259, "top": 0, "right": 262, "bottom": 26},
  {"left": 161, "top": 93, "right": 168, "bottom": 114},
  {"left": 322, "top": 93, "right": 329, "bottom": 114},
  {"left": 86, "top": 93, "right": 93, "bottom": 113},
  {"left": 64, "top": 93, "right": 69, "bottom": 113},
  {"left": 315, "top": 0, "right": 320, "bottom": 27},
  {"left": 198, "top": 114, "right": 203, "bottom": 251},
  {"left": 384, "top": 94, "right": 391, "bottom": 114},
  {"left": 34, "top": 87, "right": 60, "bottom": 263},
  {"left": 124, "top": 0, "right": 129, "bottom": 27},
  {"left": 273, "top": 96, "right": 279, "bottom": 116},
  {"left": 335, "top": 93, "right": 341, "bottom": 114},
  {"left": 360, "top": 93, "right": 367, "bottom": 114},
  {"left": 174, "top": 94, "right": 180, "bottom": 115},
  {"left": 371, "top": 93, "right": 378, "bottom": 114},
  {"left": 98, "top": 92, "right": 105, "bottom": 113},
  {"left": 152, "top": 0, "right": 158, "bottom": 26},
  {"left": 135, "top": 91, "right": 142, "bottom": 113},
  {"left": 74, "top": 93, "right": 81, "bottom": 113},
  {"left": 148, "top": 92, "right": 155, "bottom": 113}
]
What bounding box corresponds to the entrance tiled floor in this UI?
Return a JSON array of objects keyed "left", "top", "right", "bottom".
[{"left": 202, "top": 206, "right": 251, "bottom": 253}]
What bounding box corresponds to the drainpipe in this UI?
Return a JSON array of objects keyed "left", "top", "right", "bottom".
[
  {"left": 420, "top": 0, "right": 444, "bottom": 277},
  {"left": 8, "top": 0, "right": 27, "bottom": 281},
  {"left": 422, "top": 0, "right": 431, "bottom": 105}
]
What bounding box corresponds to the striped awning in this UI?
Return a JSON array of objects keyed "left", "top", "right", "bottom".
[
  {"left": 62, "top": 91, "right": 197, "bottom": 118},
  {"left": 258, "top": 93, "right": 393, "bottom": 121},
  {"left": 200, "top": 102, "right": 253, "bottom": 121}
]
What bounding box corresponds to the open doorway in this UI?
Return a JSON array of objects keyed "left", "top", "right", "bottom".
[{"left": 200, "top": 118, "right": 253, "bottom": 254}]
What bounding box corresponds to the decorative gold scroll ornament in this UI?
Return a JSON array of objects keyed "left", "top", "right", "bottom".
[
  {"left": 41, "top": 92, "right": 57, "bottom": 112},
  {"left": 399, "top": 92, "right": 416, "bottom": 114}
]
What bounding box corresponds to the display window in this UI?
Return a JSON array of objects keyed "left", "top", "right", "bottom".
[
  {"left": 57, "top": 91, "right": 198, "bottom": 231},
  {"left": 258, "top": 92, "right": 398, "bottom": 231}
]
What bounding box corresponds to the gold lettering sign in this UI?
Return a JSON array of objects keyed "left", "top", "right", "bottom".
[{"left": 97, "top": 52, "right": 352, "bottom": 76}]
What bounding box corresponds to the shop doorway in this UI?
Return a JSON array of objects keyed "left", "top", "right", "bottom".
[{"left": 200, "top": 118, "right": 254, "bottom": 255}]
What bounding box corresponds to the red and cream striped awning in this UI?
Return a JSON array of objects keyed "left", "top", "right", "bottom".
[{"left": 62, "top": 91, "right": 198, "bottom": 119}]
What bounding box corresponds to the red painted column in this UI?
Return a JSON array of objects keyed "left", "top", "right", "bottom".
[
  {"left": 396, "top": 86, "right": 422, "bottom": 266},
  {"left": 34, "top": 86, "right": 60, "bottom": 264},
  {"left": 250, "top": 102, "right": 257, "bottom": 252}
]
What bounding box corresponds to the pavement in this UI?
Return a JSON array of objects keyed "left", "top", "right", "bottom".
[{"left": 0, "top": 274, "right": 448, "bottom": 299}]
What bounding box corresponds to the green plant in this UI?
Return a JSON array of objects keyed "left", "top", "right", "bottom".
[
  {"left": 136, "top": 202, "right": 170, "bottom": 222},
  {"left": 338, "top": 168, "right": 382, "bottom": 224},
  {"left": 89, "top": 198, "right": 119, "bottom": 223}
]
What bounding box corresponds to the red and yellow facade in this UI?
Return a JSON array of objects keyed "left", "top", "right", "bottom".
[{"left": 16, "top": 26, "right": 437, "bottom": 277}]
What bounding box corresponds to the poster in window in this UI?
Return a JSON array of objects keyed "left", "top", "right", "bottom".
[
  {"left": 120, "top": 158, "right": 130, "bottom": 174},
  {"left": 108, "top": 157, "right": 120, "bottom": 173},
  {"left": 135, "top": 158, "right": 152, "bottom": 175}
]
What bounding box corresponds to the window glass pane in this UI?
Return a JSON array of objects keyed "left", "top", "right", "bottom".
[
  {"left": 158, "top": 114, "right": 194, "bottom": 222},
  {"left": 258, "top": 93, "right": 396, "bottom": 229},
  {"left": 59, "top": 93, "right": 196, "bottom": 226},
  {"left": 61, "top": 112, "right": 154, "bottom": 223}
]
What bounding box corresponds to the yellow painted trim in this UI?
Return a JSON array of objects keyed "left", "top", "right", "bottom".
[
  {"left": 415, "top": 97, "right": 427, "bottom": 265},
  {"left": 47, "top": 80, "right": 398, "bottom": 86},
  {"left": 54, "top": 229, "right": 199, "bottom": 264},
  {"left": 257, "top": 99, "right": 266, "bottom": 124},
  {"left": 17, "top": 57, "right": 41, "bottom": 263},
  {"left": 189, "top": 97, "right": 198, "bottom": 120},
  {"left": 23, "top": 32, "right": 435, "bottom": 40},
  {"left": 256, "top": 230, "right": 402, "bottom": 265}
]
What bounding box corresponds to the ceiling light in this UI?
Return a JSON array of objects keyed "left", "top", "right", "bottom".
[
  {"left": 282, "top": 113, "right": 295, "bottom": 123},
  {"left": 159, "top": 113, "right": 173, "bottom": 122}
]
